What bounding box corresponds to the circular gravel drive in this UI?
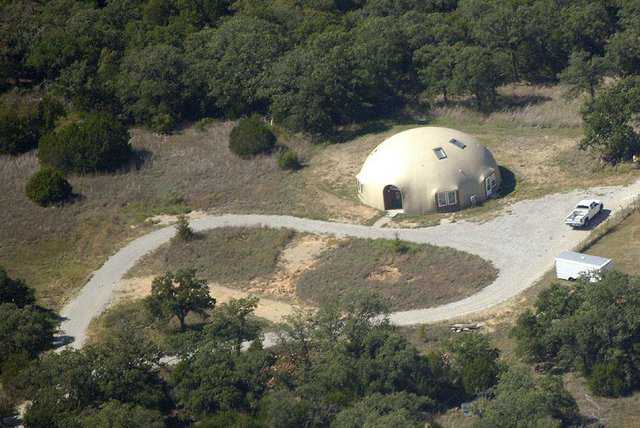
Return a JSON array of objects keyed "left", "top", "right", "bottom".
[{"left": 60, "top": 180, "right": 640, "bottom": 348}]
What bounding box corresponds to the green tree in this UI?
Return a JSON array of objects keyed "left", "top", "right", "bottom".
[
  {"left": 175, "top": 214, "right": 194, "bottom": 241},
  {"left": 169, "top": 343, "right": 273, "bottom": 417},
  {"left": 445, "top": 333, "right": 501, "bottom": 397},
  {"left": 26, "top": 167, "right": 73, "bottom": 206},
  {"left": 605, "top": 1, "right": 640, "bottom": 76},
  {"left": 186, "top": 16, "right": 288, "bottom": 117},
  {"left": 79, "top": 400, "right": 164, "bottom": 428},
  {"left": 0, "top": 102, "right": 39, "bottom": 155},
  {"left": 116, "top": 43, "right": 190, "bottom": 132},
  {"left": 0, "top": 304, "right": 57, "bottom": 364},
  {"left": 0, "top": 267, "right": 35, "bottom": 307},
  {"left": 38, "top": 111, "right": 132, "bottom": 173},
  {"left": 451, "top": 46, "right": 509, "bottom": 110},
  {"left": 559, "top": 50, "right": 606, "bottom": 99},
  {"left": 458, "top": 0, "right": 565, "bottom": 82},
  {"left": 414, "top": 43, "right": 459, "bottom": 104},
  {"left": 147, "top": 269, "right": 214, "bottom": 330},
  {"left": 204, "top": 296, "right": 262, "bottom": 353},
  {"left": 581, "top": 76, "right": 640, "bottom": 163},
  {"left": 333, "top": 392, "right": 433, "bottom": 428},
  {"left": 228, "top": 115, "right": 276, "bottom": 158},
  {"left": 263, "top": 28, "right": 359, "bottom": 135},
  {"left": 474, "top": 366, "right": 577, "bottom": 428},
  {"left": 20, "top": 328, "right": 166, "bottom": 427},
  {"left": 512, "top": 271, "right": 640, "bottom": 397}
]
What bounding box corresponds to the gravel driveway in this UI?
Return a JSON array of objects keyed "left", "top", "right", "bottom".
[{"left": 59, "top": 179, "right": 640, "bottom": 348}]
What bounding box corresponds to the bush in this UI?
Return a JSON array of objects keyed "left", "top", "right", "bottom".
[
  {"left": 25, "top": 167, "right": 73, "bottom": 206},
  {"left": 588, "top": 357, "right": 633, "bottom": 397},
  {"left": 0, "top": 105, "right": 39, "bottom": 155},
  {"left": 38, "top": 112, "right": 132, "bottom": 173},
  {"left": 175, "top": 215, "right": 194, "bottom": 241},
  {"left": 0, "top": 268, "right": 35, "bottom": 307},
  {"left": 229, "top": 115, "right": 276, "bottom": 158},
  {"left": 277, "top": 148, "right": 300, "bottom": 170},
  {"left": 0, "top": 97, "right": 65, "bottom": 156}
]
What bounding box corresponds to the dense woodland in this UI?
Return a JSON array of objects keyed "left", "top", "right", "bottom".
[{"left": 1, "top": 0, "right": 640, "bottom": 159}]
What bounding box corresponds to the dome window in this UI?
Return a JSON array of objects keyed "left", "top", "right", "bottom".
[
  {"left": 449, "top": 138, "right": 466, "bottom": 149},
  {"left": 433, "top": 147, "right": 447, "bottom": 160}
]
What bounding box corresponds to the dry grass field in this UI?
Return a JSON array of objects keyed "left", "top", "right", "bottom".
[
  {"left": 296, "top": 237, "right": 497, "bottom": 311},
  {"left": 127, "top": 227, "right": 296, "bottom": 283}
]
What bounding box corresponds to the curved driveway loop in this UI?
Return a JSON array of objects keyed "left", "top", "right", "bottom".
[{"left": 60, "top": 180, "right": 640, "bottom": 348}]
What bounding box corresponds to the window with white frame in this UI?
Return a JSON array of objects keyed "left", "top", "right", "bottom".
[{"left": 436, "top": 190, "right": 457, "bottom": 208}]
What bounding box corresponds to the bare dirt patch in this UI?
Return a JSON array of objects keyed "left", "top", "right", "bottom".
[
  {"left": 367, "top": 265, "right": 402, "bottom": 283},
  {"left": 146, "top": 210, "right": 209, "bottom": 226},
  {"left": 248, "top": 234, "right": 335, "bottom": 298}
]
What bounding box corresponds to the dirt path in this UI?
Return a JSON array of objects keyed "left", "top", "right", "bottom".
[{"left": 59, "top": 179, "right": 640, "bottom": 349}]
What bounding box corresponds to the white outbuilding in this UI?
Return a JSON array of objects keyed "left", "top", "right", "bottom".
[
  {"left": 355, "top": 127, "right": 501, "bottom": 214},
  {"left": 555, "top": 251, "right": 613, "bottom": 282}
]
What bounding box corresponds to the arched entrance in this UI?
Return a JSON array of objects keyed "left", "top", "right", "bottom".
[{"left": 383, "top": 185, "right": 403, "bottom": 210}]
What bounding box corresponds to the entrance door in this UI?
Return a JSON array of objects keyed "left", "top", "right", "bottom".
[{"left": 383, "top": 185, "right": 403, "bottom": 210}]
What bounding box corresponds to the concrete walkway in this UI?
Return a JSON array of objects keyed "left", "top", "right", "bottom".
[{"left": 59, "top": 180, "right": 640, "bottom": 349}]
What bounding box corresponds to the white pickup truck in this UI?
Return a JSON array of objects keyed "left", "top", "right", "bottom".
[{"left": 565, "top": 199, "right": 603, "bottom": 228}]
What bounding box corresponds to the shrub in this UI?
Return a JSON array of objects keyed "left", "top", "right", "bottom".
[
  {"left": 38, "top": 112, "right": 132, "bottom": 173},
  {"left": 277, "top": 148, "right": 301, "bottom": 170},
  {"left": 0, "top": 97, "right": 65, "bottom": 156},
  {"left": 25, "top": 167, "right": 73, "bottom": 206},
  {"left": 588, "top": 357, "right": 633, "bottom": 397},
  {"left": 0, "top": 267, "right": 35, "bottom": 307},
  {"left": 229, "top": 115, "right": 276, "bottom": 158},
  {"left": 0, "top": 105, "right": 38, "bottom": 155},
  {"left": 175, "top": 215, "right": 194, "bottom": 241}
]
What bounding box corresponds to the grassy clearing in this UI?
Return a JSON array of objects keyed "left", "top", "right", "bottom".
[
  {"left": 296, "top": 237, "right": 497, "bottom": 311},
  {"left": 583, "top": 212, "right": 640, "bottom": 276},
  {"left": 127, "top": 227, "right": 295, "bottom": 284},
  {"left": 0, "top": 123, "right": 317, "bottom": 309}
]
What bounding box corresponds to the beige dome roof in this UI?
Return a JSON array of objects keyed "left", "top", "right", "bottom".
[{"left": 356, "top": 127, "right": 501, "bottom": 214}]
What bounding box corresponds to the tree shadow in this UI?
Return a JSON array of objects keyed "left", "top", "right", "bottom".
[
  {"left": 493, "top": 92, "right": 552, "bottom": 110},
  {"left": 129, "top": 148, "right": 153, "bottom": 171},
  {"left": 431, "top": 92, "right": 551, "bottom": 113},
  {"left": 331, "top": 120, "right": 392, "bottom": 144}
]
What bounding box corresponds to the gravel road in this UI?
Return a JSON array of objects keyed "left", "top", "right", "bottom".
[{"left": 59, "top": 180, "right": 640, "bottom": 349}]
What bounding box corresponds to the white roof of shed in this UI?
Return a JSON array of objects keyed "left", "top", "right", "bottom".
[{"left": 555, "top": 251, "right": 611, "bottom": 268}]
